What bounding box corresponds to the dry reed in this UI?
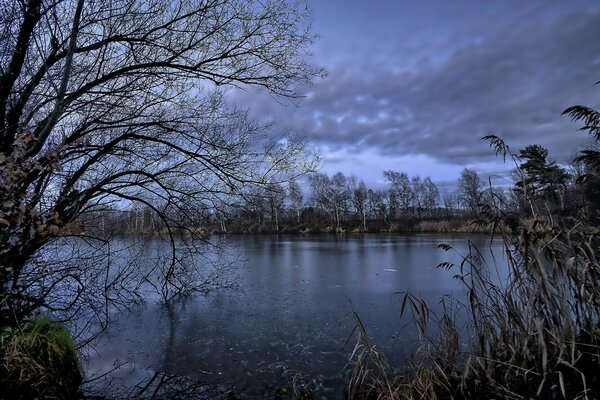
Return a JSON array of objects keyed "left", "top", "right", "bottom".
[{"left": 347, "top": 136, "right": 600, "bottom": 399}]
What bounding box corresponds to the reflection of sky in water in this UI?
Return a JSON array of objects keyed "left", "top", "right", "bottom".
[{"left": 85, "top": 233, "right": 506, "bottom": 398}]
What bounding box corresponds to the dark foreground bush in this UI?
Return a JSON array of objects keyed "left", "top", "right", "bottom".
[{"left": 0, "top": 317, "right": 82, "bottom": 400}]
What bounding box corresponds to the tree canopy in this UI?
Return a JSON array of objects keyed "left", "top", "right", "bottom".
[{"left": 0, "top": 0, "right": 322, "bottom": 326}]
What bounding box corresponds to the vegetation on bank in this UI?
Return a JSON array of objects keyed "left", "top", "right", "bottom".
[
  {"left": 0, "top": 317, "right": 82, "bottom": 400},
  {"left": 78, "top": 135, "right": 597, "bottom": 237},
  {"left": 345, "top": 220, "right": 600, "bottom": 399},
  {"left": 217, "top": 217, "right": 494, "bottom": 234},
  {"left": 76, "top": 215, "right": 497, "bottom": 236}
]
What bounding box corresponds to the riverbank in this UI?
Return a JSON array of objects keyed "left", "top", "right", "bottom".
[
  {"left": 80, "top": 216, "right": 498, "bottom": 237},
  {"left": 213, "top": 217, "right": 494, "bottom": 235}
]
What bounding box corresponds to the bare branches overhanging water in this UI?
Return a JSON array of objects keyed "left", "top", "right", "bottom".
[{"left": 0, "top": 0, "right": 322, "bottom": 329}]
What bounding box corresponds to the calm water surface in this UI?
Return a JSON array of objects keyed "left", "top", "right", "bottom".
[{"left": 85, "top": 233, "right": 506, "bottom": 398}]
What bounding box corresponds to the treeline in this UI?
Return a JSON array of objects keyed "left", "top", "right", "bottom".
[
  {"left": 80, "top": 169, "right": 480, "bottom": 235},
  {"left": 79, "top": 138, "right": 600, "bottom": 236}
]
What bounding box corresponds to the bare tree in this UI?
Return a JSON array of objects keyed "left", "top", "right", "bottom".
[
  {"left": 442, "top": 190, "right": 457, "bottom": 218},
  {"left": 266, "top": 182, "right": 285, "bottom": 231},
  {"left": 411, "top": 176, "right": 425, "bottom": 218},
  {"left": 349, "top": 175, "right": 368, "bottom": 231},
  {"left": 383, "top": 170, "right": 412, "bottom": 217},
  {"left": 307, "top": 172, "right": 349, "bottom": 229},
  {"left": 308, "top": 172, "right": 332, "bottom": 220},
  {"left": 0, "top": 0, "right": 321, "bottom": 327},
  {"left": 457, "top": 168, "right": 483, "bottom": 214},
  {"left": 368, "top": 189, "right": 388, "bottom": 222},
  {"left": 330, "top": 172, "right": 349, "bottom": 228},
  {"left": 243, "top": 185, "right": 269, "bottom": 225},
  {"left": 287, "top": 179, "right": 304, "bottom": 224},
  {"left": 422, "top": 177, "right": 439, "bottom": 217}
]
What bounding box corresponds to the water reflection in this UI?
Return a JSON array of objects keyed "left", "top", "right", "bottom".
[{"left": 85, "top": 233, "right": 506, "bottom": 398}]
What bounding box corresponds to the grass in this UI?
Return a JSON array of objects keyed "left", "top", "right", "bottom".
[
  {"left": 0, "top": 317, "right": 82, "bottom": 400},
  {"left": 346, "top": 311, "right": 403, "bottom": 400}
]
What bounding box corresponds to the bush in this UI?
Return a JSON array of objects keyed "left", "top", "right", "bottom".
[{"left": 0, "top": 317, "right": 82, "bottom": 400}]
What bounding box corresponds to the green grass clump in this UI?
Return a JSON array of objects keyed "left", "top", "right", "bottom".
[{"left": 0, "top": 317, "right": 82, "bottom": 400}]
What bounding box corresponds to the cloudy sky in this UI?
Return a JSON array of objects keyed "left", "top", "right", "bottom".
[{"left": 236, "top": 0, "right": 600, "bottom": 189}]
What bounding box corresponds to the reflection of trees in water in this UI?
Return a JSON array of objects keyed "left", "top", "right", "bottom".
[{"left": 85, "top": 369, "right": 233, "bottom": 399}]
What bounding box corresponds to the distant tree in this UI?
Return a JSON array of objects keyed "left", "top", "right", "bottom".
[
  {"left": 480, "top": 185, "right": 512, "bottom": 214},
  {"left": 266, "top": 183, "right": 286, "bottom": 231},
  {"left": 458, "top": 168, "right": 483, "bottom": 214},
  {"left": 442, "top": 190, "right": 457, "bottom": 218},
  {"left": 423, "top": 177, "right": 440, "bottom": 217},
  {"left": 411, "top": 176, "right": 425, "bottom": 218},
  {"left": 368, "top": 189, "right": 388, "bottom": 221},
  {"left": 387, "top": 189, "right": 399, "bottom": 220},
  {"left": 349, "top": 176, "right": 368, "bottom": 231},
  {"left": 307, "top": 172, "right": 350, "bottom": 228},
  {"left": 243, "top": 186, "right": 268, "bottom": 225},
  {"left": 213, "top": 198, "right": 235, "bottom": 233},
  {"left": 366, "top": 189, "right": 376, "bottom": 219},
  {"left": 383, "top": 170, "right": 412, "bottom": 216},
  {"left": 287, "top": 180, "right": 304, "bottom": 224},
  {"left": 308, "top": 173, "right": 332, "bottom": 222},
  {"left": 330, "top": 172, "right": 350, "bottom": 228}
]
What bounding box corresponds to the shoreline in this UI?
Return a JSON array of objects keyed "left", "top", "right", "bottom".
[{"left": 84, "top": 217, "right": 499, "bottom": 237}]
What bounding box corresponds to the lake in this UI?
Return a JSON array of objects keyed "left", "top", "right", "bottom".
[{"left": 83, "top": 233, "right": 506, "bottom": 399}]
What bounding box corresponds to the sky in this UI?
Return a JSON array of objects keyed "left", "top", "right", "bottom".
[{"left": 233, "top": 0, "right": 600, "bottom": 190}]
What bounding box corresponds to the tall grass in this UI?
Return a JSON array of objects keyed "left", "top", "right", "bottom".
[
  {"left": 346, "top": 311, "right": 403, "bottom": 399},
  {"left": 347, "top": 137, "right": 600, "bottom": 399}
]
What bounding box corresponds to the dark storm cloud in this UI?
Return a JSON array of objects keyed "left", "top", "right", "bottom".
[{"left": 233, "top": 3, "right": 600, "bottom": 168}]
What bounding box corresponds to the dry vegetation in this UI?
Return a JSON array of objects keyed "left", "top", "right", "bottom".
[
  {"left": 345, "top": 135, "right": 600, "bottom": 399},
  {"left": 346, "top": 225, "right": 600, "bottom": 399},
  {"left": 0, "top": 318, "right": 82, "bottom": 400}
]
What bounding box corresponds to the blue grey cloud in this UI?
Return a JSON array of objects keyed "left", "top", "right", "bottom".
[{"left": 231, "top": 1, "right": 600, "bottom": 177}]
